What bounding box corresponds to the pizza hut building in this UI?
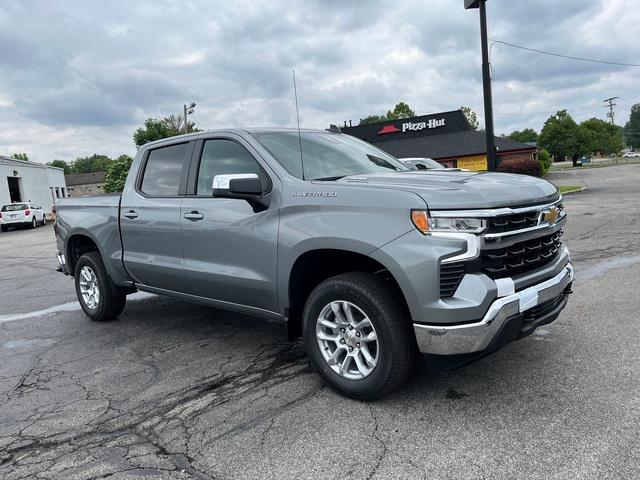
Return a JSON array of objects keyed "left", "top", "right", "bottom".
[{"left": 339, "top": 110, "right": 537, "bottom": 171}]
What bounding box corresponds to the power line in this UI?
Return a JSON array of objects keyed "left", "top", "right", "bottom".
[
  {"left": 478, "top": 106, "right": 602, "bottom": 117},
  {"left": 489, "top": 39, "right": 640, "bottom": 67}
]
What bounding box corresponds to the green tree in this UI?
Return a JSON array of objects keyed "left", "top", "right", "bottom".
[
  {"left": 538, "top": 110, "right": 589, "bottom": 166},
  {"left": 538, "top": 148, "right": 552, "bottom": 175},
  {"left": 133, "top": 118, "right": 175, "bottom": 148},
  {"left": 359, "top": 114, "right": 388, "bottom": 125},
  {"left": 460, "top": 106, "right": 480, "bottom": 130},
  {"left": 70, "top": 154, "right": 113, "bottom": 174},
  {"left": 11, "top": 153, "right": 28, "bottom": 161},
  {"left": 47, "top": 159, "right": 71, "bottom": 175},
  {"left": 358, "top": 102, "right": 416, "bottom": 125},
  {"left": 163, "top": 114, "right": 199, "bottom": 135},
  {"left": 133, "top": 116, "right": 201, "bottom": 148},
  {"left": 580, "top": 118, "right": 624, "bottom": 155},
  {"left": 624, "top": 103, "right": 640, "bottom": 149},
  {"left": 104, "top": 155, "right": 133, "bottom": 193},
  {"left": 507, "top": 128, "right": 538, "bottom": 143},
  {"left": 386, "top": 101, "right": 415, "bottom": 120}
]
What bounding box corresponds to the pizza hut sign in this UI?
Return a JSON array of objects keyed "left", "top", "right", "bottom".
[
  {"left": 377, "top": 118, "right": 446, "bottom": 135},
  {"left": 402, "top": 118, "right": 446, "bottom": 132}
]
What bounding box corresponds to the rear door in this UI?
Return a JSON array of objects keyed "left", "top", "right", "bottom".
[
  {"left": 120, "top": 141, "right": 194, "bottom": 293},
  {"left": 180, "top": 135, "right": 279, "bottom": 313}
]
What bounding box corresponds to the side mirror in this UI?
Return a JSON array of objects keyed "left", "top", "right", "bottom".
[
  {"left": 212, "top": 173, "right": 270, "bottom": 212},
  {"left": 212, "top": 173, "right": 262, "bottom": 198}
]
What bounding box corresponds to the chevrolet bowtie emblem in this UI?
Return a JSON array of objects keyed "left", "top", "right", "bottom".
[{"left": 539, "top": 206, "right": 559, "bottom": 225}]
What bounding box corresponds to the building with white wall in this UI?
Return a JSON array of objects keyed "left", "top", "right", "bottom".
[{"left": 0, "top": 156, "right": 67, "bottom": 214}]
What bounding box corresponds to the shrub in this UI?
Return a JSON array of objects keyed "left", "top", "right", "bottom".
[
  {"left": 497, "top": 158, "right": 543, "bottom": 177},
  {"left": 538, "top": 149, "right": 552, "bottom": 175}
]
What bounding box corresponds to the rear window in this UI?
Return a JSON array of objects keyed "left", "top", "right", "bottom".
[
  {"left": 140, "top": 143, "right": 189, "bottom": 196},
  {"left": 1, "top": 204, "right": 28, "bottom": 212}
]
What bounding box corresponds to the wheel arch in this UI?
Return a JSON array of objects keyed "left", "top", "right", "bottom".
[
  {"left": 285, "top": 247, "right": 413, "bottom": 341},
  {"left": 65, "top": 231, "right": 134, "bottom": 296}
]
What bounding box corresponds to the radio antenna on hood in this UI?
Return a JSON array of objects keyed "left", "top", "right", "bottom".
[{"left": 292, "top": 70, "right": 305, "bottom": 180}]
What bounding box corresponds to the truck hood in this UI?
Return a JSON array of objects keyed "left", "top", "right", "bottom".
[{"left": 335, "top": 171, "right": 559, "bottom": 210}]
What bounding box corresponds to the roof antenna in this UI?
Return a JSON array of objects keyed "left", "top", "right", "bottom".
[{"left": 293, "top": 70, "right": 305, "bottom": 180}]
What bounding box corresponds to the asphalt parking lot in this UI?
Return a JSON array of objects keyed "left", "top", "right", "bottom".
[{"left": 1, "top": 164, "right": 639, "bottom": 480}]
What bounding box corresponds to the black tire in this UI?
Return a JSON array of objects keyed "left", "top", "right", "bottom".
[
  {"left": 31, "top": 217, "right": 37, "bottom": 228},
  {"left": 42, "top": 214, "right": 47, "bottom": 225},
  {"left": 74, "top": 251, "right": 126, "bottom": 321},
  {"left": 303, "top": 272, "right": 414, "bottom": 400},
  {"left": 0, "top": 225, "right": 7, "bottom": 232}
]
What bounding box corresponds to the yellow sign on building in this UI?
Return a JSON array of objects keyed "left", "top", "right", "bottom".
[{"left": 457, "top": 155, "right": 488, "bottom": 171}]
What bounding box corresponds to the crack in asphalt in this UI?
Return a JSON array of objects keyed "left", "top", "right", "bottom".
[{"left": 0, "top": 335, "right": 317, "bottom": 479}]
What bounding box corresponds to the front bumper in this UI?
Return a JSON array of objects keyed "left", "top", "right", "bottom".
[{"left": 413, "top": 263, "right": 574, "bottom": 355}]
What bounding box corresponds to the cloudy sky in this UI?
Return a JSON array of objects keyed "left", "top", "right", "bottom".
[{"left": 0, "top": 0, "right": 638, "bottom": 163}]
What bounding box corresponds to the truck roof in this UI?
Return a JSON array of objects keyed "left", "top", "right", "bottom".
[{"left": 139, "top": 127, "right": 334, "bottom": 150}]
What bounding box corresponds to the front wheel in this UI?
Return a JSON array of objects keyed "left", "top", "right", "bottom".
[
  {"left": 303, "top": 272, "right": 414, "bottom": 400},
  {"left": 74, "top": 252, "right": 126, "bottom": 321},
  {"left": 42, "top": 214, "right": 47, "bottom": 225}
]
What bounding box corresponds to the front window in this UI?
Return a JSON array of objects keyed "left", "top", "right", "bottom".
[
  {"left": 1, "top": 203, "right": 28, "bottom": 212},
  {"left": 252, "top": 132, "right": 408, "bottom": 180}
]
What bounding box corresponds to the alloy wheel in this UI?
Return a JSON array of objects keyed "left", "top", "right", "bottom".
[
  {"left": 316, "top": 300, "right": 379, "bottom": 380},
  {"left": 79, "top": 266, "right": 100, "bottom": 309}
]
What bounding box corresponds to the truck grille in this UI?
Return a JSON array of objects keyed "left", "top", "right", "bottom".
[
  {"left": 479, "top": 230, "right": 563, "bottom": 279},
  {"left": 486, "top": 211, "right": 539, "bottom": 233},
  {"left": 439, "top": 263, "right": 466, "bottom": 297},
  {"left": 439, "top": 230, "right": 564, "bottom": 297}
]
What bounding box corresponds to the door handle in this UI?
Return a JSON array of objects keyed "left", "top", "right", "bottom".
[
  {"left": 123, "top": 210, "right": 138, "bottom": 219},
  {"left": 183, "top": 211, "right": 204, "bottom": 220}
]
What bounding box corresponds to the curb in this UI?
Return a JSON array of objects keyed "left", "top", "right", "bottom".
[{"left": 558, "top": 186, "right": 586, "bottom": 195}]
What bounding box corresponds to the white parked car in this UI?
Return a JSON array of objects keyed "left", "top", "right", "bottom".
[
  {"left": 0, "top": 203, "right": 47, "bottom": 232},
  {"left": 622, "top": 152, "right": 640, "bottom": 158}
]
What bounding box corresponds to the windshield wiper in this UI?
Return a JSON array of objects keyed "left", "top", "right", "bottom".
[{"left": 313, "top": 175, "right": 347, "bottom": 181}]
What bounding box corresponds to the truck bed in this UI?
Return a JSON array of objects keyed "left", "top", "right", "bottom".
[{"left": 54, "top": 194, "right": 131, "bottom": 287}]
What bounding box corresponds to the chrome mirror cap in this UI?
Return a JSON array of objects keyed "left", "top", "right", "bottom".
[{"left": 212, "top": 173, "right": 259, "bottom": 190}]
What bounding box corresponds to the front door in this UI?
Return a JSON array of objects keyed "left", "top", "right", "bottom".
[
  {"left": 120, "top": 142, "right": 192, "bottom": 293},
  {"left": 180, "top": 137, "right": 279, "bottom": 313}
]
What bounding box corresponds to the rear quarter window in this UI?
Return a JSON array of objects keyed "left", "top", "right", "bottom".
[
  {"left": 140, "top": 143, "right": 189, "bottom": 196},
  {"left": 1, "top": 204, "right": 28, "bottom": 212}
]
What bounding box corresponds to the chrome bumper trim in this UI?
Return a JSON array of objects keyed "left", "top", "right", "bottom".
[
  {"left": 414, "top": 263, "right": 574, "bottom": 355},
  {"left": 429, "top": 197, "right": 563, "bottom": 218}
]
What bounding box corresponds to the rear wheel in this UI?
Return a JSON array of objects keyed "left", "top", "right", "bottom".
[
  {"left": 74, "top": 252, "right": 126, "bottom": 321},
  {"left": 0, "top": 225, "right": 7, "bottom": 232},
  {"left": 42, "top": 214, "right": 47, "bottom": 225},
  {"left": 31, "top": 217, "right": 37, "bottom": 228},
  {"left": 303, "top": 272, "right": 414, "bottom": 400}
]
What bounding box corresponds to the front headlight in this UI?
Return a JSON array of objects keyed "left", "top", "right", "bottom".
[{"left": 411, "top": 210, "right": 486, "bottom": 235}]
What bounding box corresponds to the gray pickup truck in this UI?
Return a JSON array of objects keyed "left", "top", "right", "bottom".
[{"left": 54, "top": 128, "right": 573, "bottom": 400}]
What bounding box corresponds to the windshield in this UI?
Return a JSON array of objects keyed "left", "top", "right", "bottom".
[
  {"left": 252, "top": 132, "right": 409, "bottom": 180},
  {"left": 1, "top": 204, "right": 28, "bottom": 212}
]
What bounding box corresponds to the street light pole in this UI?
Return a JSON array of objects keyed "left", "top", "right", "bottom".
[
  {"left": 465, "top": 0, "right": 497, "bottom": 171},
  {"left": 183, "top": 102, "right": 196, "bottom": 134},
  {"left": 183, "top": 104, "right": 188, "bottom": 134}
]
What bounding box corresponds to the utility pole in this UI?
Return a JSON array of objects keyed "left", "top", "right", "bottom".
[
  {"left": 183, "top": 102, "right": 196, "bottom": 134},
  {"left": 465, "top": 0, "right": 497, "bottom": 171},
  {"left": 603, "top": 97, "right": 618, "bottom": 125}
]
